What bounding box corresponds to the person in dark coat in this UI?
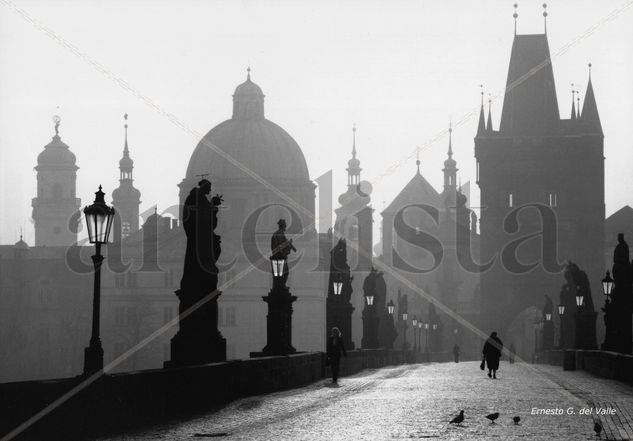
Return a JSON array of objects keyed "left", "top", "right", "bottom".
[
  {"left": 327, "top": 327, "right": 347, "bottom": 384},
  {"left": 453, "top": 344, "right": 460, "bottom": 363},
  {"left": 482, "top": 332, "right": 503, "bottom": 379}
]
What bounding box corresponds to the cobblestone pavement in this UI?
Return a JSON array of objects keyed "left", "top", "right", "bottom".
[{"left": 100, "top": 361, "right": 633, "bottom": 440}]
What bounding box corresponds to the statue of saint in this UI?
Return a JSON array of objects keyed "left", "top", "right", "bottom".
[
  {"left": 181, "top": 179, "right": 223, "bottom": 295},
  {"left": 271, "top": 219, "right": 296, "bottom": 285},
  {"left": 613, "top": 233, "right": 632, "bottom": 286}
]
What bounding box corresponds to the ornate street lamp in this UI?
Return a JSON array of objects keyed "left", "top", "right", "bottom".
[
  {"left": 333, "top": 281, "right": 343, "bottom": 296},
  {"left": 366, "top": 295, "right": 374, "bottom": 306},
  {"left": 557, "top": 304, "right": 565, "bottom": 349},
  {"left": 575, "top": 294, "right": 584, "bottom": 308},
  {"left": 417, "top": 321, "right": 422, "bottom": 352},
  {"left": 402, "top": 311, "right": 408, "bottom": 352},
  {"left": 83, "top": 186, "right": 115, "bottom": 375},
  {"left": 387, "top": 299, "right": 395, "bottom": 315},
  {"left": 271, "top": 258, "right": 285, "bottom": 278},
  {"left": 601, "top": 270, "right": 615, "bottom": 352},
  {"left": 602, "top": 271, "right": 614, "bottom": 299},
  {"left": 424, "top": 322, "right": 430, "bottom": 355},
  {"left": 545, "top": 313, "right": 552, "bottom": 321},
  {"left": 412, "top": 316, "right": 418, "bottom": 353}
]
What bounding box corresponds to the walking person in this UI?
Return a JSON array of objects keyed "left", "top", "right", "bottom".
[
  {"left": 453, "top": 344, "right": 460, "bottom": 363},
  {"left": 327, "top": 327, "right": 347, "bottom": 384},
  {"left": 482, "top": 332, "right": 503, "bottom": 379}
]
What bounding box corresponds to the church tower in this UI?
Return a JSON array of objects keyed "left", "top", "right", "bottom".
[
  {"left": 475, "top": 7, "right": 604, "bottom": 334},
  {"left": 334, "top": 126, "right": 373, "bottom": 271},
  {"left": 112, "top": 114, "right": 141, "bottom": 240},
  {"left": 32, "top": 116, "right": 81, "bottom": 246},
  {"left": 442, "top": 123, "right": 458, "bottom": 195}
]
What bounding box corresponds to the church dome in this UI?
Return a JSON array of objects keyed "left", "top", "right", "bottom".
[
  {"left": 37, "top": 135, "right": 77, "bottom": 168},
  {"left": 185, "top": 72, "right": 310, "bottom": 182},
  {"left": 14, "top": 236, "right": 29, "bottom": 249}
]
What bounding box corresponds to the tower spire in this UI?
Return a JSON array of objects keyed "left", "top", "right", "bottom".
[
  {"left": 571, "top": 85, "right": 576, "bottom": 120},
  {"left": 543, "top": 3, "right": 548, "bottom": 35},
  {"left": 416, "top": 146, "right": 421, "bottom": 175},
  {"left": 513, "top": 3, "right": 518, "bottom": 35},
  {"left": 448, "top": 120, "right": 453, "bottom": 158},
  {"left": 576, "top": 89, "right": 580, "bottom": 119},
  {"left": 247, "top": 66, "right": 251, "bottom": 81},
  {"left": 123, "top": 113, "right": 129, "bottom": 155},
  {"left": 580, "top": 62, "right": 602, "bottom": 134},
  {"left": 477, "top": 85, "right": 486, "bottom": 135},
  {"left": 487, "top": 94, "right": 493, "bottom": 131},
  {"left": 352, "top": 123, "right": 357, "bottom": 158},
  {"left": 346, "top": 124, "right": 361, "bottom": 188}
]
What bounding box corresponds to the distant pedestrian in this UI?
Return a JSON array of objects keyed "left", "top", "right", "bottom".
[
  {"left": 509, "top": 343, "right": 516, "bottom": 364},
  {"left": 453, "top": 344, "right": 460, "bottom": 363},
  {"left": 482, "top": 331, "right": 503, "bottom": 379},
  {"left": 327, "top": 327, "right": 347, "bottom": 384}
]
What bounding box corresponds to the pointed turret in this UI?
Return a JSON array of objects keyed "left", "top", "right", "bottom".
[
  {"left": 346, "top": 125, "right": 361, "bottom": 188},
  {"left": 580, "top": 64, "right": 602, "bottom": 134},
  {"left": 486, "top": 96, "right": 493, "bottom": 131},
  {"left": 112, "top": 113, "right": 141, "bottom": 239},
  {"left": 477, "top": 89, "right": 486, "bottom": 135},
  {"left": 443, "top": 122, "right": 458, "bottom": 193},
  {"left": 571, "top": 88, "right": 576, "bottom": 120}
]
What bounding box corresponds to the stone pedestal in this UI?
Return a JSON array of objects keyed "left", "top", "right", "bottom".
[
  {"left": 361, "top": 307, "right": 379, "bottom": 349},
  {"left": 165, "top": 289, "right": 226, "bottom": 367},
  {"left": 260, "top": 288, "right": 297, "bottom": 356},
  {"left": 326, "top": 299, "right": 355, "bottom": 350}
]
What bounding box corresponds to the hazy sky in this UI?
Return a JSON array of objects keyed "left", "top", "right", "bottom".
[{"left": 1, "top": 0, "right": 632, "bottom": 245}]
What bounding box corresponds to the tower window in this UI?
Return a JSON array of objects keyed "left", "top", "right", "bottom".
[
  {"left": 122, "top": 222, "right": 131, "bottom": 238},
  {"left": 548, "top": 193, "right": 558, "bottom": 207},
  {"left": 476, "top": 162, "right": 480, "bottom": 184},
  {"left": 508, "top": 193, "right": 514, "bottom": 208}
]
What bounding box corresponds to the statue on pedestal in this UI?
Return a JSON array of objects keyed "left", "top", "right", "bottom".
[{"left": 167, "top": 179, "right": 226, "bottom": 366}]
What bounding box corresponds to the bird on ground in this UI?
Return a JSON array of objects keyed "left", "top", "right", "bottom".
[
  {"left": 449, "top": 410, "right": 464, "bottom": 425},
  {"left": 512, "top": 416, "right": 521, "bottom": 425},
  {"left": 594, "top": 422, "right": 602, "bottom": 436},
  {"left": 485, "top": 412, "right": 500, "bottom": 423}
]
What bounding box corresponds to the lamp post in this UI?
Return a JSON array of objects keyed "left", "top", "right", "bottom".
[
  {"left": 387, "top": 299, "right": 395, "bottom": 315},
  {"left": 412, "top": 316, "right": 418, "bottom": 354},
  {"left": 402, "top": 311, "right": 408, "bottom": 355},
  {"left": 557, "top": 304, "right": 565, "bottom": 348},
  {"left": 362, "top": 292, "right": 379, "bottom": 349},
  {"left": 424, "top": 322, "right": 430, "bottom": 361},
  {"left": 601, "top": 270, "right": 615, "bottom": 351},
  {"left": 417, "top": 322, "right": 422, "bottom": 353},
  {"left": 83, "top": 186, "right": 115, "bottom": 375},
  {"left": 543, "top": 312, "right": 552, "bottom": 351}
]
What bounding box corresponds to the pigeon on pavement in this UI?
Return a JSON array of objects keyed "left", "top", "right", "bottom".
[
  {"left": 594, "top": 422, "right": 602, "bottom": 436},
  {"left": 485, "top": 412, "right": 500, "bottom": 423},
  {"left": 512, "top": 416, "right": 521, "bottom": 425},
  {"left": 449, "top": 410, "right": 465, "bottom": 425}
]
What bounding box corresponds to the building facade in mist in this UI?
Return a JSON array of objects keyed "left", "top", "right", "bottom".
[
  {"left": 475, "top": 29, "right": 605, "bottom": 337},
  {"left": 378, "top": 130, "right": 480, "bottom": 353}
]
